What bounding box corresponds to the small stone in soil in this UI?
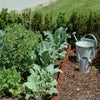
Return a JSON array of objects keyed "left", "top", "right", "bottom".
[{"left": 76, "top": 88, "right": 80, "bottom": 91}]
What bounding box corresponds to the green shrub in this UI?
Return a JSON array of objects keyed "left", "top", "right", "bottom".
[
  {"left": 44, "top": 14, "right": 53, "bottom": 31},
  {"left": 87, "top": 12, "right": 100, "bottom": 44},
  {"left": 68, "top": 11, "right": 100, "bottom": 47},
  {"left": 21, "top": 9, "right": 32, "bottom": 29},
  {"left": 68, "top": 11, "right": 87, "bottom": 38},
  {"left": 0, "top": 8, "right": 8, "bottom": 30},
  {"left": 32, "top": 12, "right": 43, "bottom": 32},
  {"left": 0, "top": 68, "right": 21, "bottom": 98},
  {"left": 6, "top": 10, "right": 22, "bottom": 24},
  {"left": 56, "top": 12, "right": 67, "bottom": 28},
  {"left": 0, "top": 24, "right": 42, "bottom": 74}
]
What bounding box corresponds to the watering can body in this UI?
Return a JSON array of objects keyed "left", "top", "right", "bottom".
[
  {"left": 76, "top": 40, "right": 95, "bottom": 62},
  {"left": 72, "top": 33, "right": 98, "bottom": 62}
]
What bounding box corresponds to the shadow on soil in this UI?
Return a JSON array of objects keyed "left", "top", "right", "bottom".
[
  {"left": 69, "top": 55, "right": 76, "bottom": 62},
  {"left": 68, "top": 50, "right": 80, "bottom": 72},
  {"left": 92, "top": 49, "right": 100, "bottom": 73}
]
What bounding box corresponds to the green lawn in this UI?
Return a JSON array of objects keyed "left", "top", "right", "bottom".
[{"left": 34, "top": 0, "right": 100, "bottom": 22}]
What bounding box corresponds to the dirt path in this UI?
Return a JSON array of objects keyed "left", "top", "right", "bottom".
[
  {"left": 20, "top": 0, "right": 57, "bottom": 13},
  {"left": 30, "top": 0, "right": 57, "bottom": 11},
  {"left": 57, "top": 49, "right": 100, "bottom": 100}
]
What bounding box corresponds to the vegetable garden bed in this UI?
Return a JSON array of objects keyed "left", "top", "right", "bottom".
[
  {"left": 0, "top": 25, "right": 71, "bottom": 100},
  {"left": 0, "top": 44, "right": 71, "bottom": 100}
]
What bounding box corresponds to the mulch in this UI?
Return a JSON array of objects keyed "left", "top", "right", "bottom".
[{"left": 57, "top": 48, "right": 100, "bottom": 100}]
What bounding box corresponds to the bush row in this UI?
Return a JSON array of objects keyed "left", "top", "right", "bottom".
[
  {"left": 0, "top": 9, "right": 100, "bottom": 46},
  {"left": 0, "top": 8, "right": 53, "bottom": 33}
]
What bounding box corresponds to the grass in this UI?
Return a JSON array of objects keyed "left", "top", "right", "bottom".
[{"left": 33, "top": 0, "right": 100, "bottom": 22}]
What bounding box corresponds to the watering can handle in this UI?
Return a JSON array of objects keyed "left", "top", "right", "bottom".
[{"left": 81, "top": 34, "right": 98, "bottom": 48}]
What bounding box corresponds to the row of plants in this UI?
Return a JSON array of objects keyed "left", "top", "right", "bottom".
[
  {"left": 67, "top": 11, "right": 100, "bottom": 46},
  {"left": 0, "top": 8, "right": 100, "bottom": 46},
  {"left": 0, "top": 23, "right": 71, "bottom": 99},
  {"left": 0, "top": 23, "right": 42, "bottom": 98},
  {"left": 24, "top": 27, "right": 71, "bottom": 100},
  {"left": 0, "top": 8, "right": 53, "bottom": 33}
]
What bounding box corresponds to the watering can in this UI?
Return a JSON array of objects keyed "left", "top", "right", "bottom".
[
  {"left": 72, "top": 32, "right": 97, "bottom": 62},
  {"left": 80, "top": 56, "right": 91, "bottom": 73}
]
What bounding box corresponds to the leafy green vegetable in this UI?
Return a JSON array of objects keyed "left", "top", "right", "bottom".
[
  {"left": 0, "top": 68, "right": 21, "bottom": 98},
  {"left": 35, "top": 27, "right": 71, "bottom": 67},
  {"left": 0, "top": 24, "right": 42, "bottom": 74},
  {"left": 24, "top": 64, "right": 61, "bottom": 100}
]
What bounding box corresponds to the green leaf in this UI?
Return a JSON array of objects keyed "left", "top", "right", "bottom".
[
  {"left": 0, "top": 30, "right": 4, "bottom": 37},
  {"left": 46, "top": 64, "right": 62, "bottom": 75},
  {"left": 40, "top": 50, "right": 51, "bottom": 67},
  {"left": 47, "top": 80, "right": 58, "bottom": 86},
  {"left": 25, "top": 72, "right": 40, "bottom": 91},
  {"left": 25, "top": 93, "right": 32, "bottom": 100},
  {"left": 46, "top": 87, "right": 58, "bottom": 95},
  {"left": 32, "top": 64, "right": 41, "bottom": 73},
  {"left": 58, "top": 51, "right": 67, "bottom": 57},
  {"left": 43, "top": 31, "right": 54, "bottom": 43},
  {"left": 92, "top": 66, "right": 98, "bottom": 71}
]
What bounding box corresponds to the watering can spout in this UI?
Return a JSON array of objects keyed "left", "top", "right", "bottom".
[{"left": 72, "top": 32, "right": 78, "bottom": 42}]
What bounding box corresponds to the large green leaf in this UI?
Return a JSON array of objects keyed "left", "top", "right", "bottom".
[
  {"left": 47, "top": 79, "right": 57, "bottom": 86},
  {"left": 46, "top": 87, "right": 58, "bottom": 95},
  {"left": 46, "top": 64, "right": 62, "bottom": 75},
  {"left": 54, "top": 27, "right": 70, "bottom": 46},
  {"left": 40, "top": 50, "right": 51, "bottom": 67},
  {"left": 25, "top": 72, "right": 40, "bottom": 91},
  {"left": 32, "top": 64, "right": 41, "bottom": 73},
  {"left": 43, "top": 31, "right": 54, "bottom": 43}
]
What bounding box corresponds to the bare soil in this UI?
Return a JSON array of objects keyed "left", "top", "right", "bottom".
[{"left": 57, "top": 48, "right": 100, "bottom": 100}]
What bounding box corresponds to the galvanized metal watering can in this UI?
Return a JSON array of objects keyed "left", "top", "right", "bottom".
[
  {"left": 72, "top": 32, "right": 98, "bottom": 62},
  {"left": 80, "top": 56, "right": 91, "bottom": 73}
]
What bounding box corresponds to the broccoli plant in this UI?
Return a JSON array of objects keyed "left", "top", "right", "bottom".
[
  {"left": 24, "top": 64, "right": 62, "bottom": 100},
  {"left": 34, "top": 27, "right": 71, "bottom": 67}
]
